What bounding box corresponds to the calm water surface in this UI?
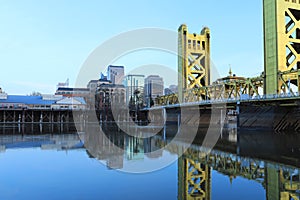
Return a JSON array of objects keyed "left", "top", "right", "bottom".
[{"left": 0, "top": 124, "right": 299, "bottom": 200}]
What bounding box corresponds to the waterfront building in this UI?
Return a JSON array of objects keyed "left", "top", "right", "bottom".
[
  {"left": 144, "top": 75, "right": 164, "bottom": 107},
  {"left": 0, "top": 94, "right": 86, "bottom": 110},
  {"left": 0, "top": 94, "right": 60, "bottom": 109},
  {"left": 95, "top": 83, "right": 126, "bottom": 121},
  {"left": 107, "top": 65, "right": 124, "bottom": 84},
  {"left": 51, "top": 97, "right": 86, "bottom": 110},
  {"left": 56, "top": 79, "right": 69, "bottom": 90},
  {"left": 123, "top": 74, "right": 145, "bottom": 106},
  {"left": 87, "top": 80, "right": 98, "bottom": 92},
  {"left": 55, "top": 87, "right": 90, "bottom": 98},
  {"left": 87, "top": 74, "right": 112, "bottom": 92}
]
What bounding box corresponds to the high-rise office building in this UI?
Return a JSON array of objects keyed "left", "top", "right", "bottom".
[
  {"left": 123, "top": 74, "right": 145, "bottom": 105},
  {"left": 107, "top": 65, "right": 124, "bottom": 84},
  {"left": 164, "top": 85, "right": 178, "bottom": 95},
  {"left": 144, "top": 75, "right": 164, "bottom": 107}
]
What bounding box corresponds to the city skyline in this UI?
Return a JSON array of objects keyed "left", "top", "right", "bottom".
[
  {"left": 0, "top": 62, "right": 170, "bottom": 96},
  {"left": 0, "top": 1, "right": 263, "bottom": 94}
]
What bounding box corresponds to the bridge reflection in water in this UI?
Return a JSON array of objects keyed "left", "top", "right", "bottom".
[
  {"left": 83, "top": 124, "right": 300, "bottom": 200},
  {"left": 0, "top": 124, "right": 299, "bottom": 199}
]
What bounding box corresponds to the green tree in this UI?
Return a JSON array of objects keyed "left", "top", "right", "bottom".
[
  {"left": 150, "top": 97, "right": 154, "bottom": 107},
  {"left": 30, "top": 91, "right": 42, "bottom": 96}
]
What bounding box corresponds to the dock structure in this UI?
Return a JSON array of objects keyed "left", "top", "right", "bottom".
[
  {"left": 0, "top": 94, "right": 87, "bottom": 124},
  {"left": 0, "top": 109, "right": 82, "bottom": 124}
]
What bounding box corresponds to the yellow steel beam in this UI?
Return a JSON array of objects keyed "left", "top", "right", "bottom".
[
  {"left": 264, "top": 0, "right": 300, "bottom": 94},
  {"left": 156, "top": 76, "right": 264, "bottom": 106}
]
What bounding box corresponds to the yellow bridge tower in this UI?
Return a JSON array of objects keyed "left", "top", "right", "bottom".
[
  {"left": 178, "top": 24, "right": 211, "bottom": 102},
  {"left": 264, "top": 0, "right": 300, "bottom": 94}
]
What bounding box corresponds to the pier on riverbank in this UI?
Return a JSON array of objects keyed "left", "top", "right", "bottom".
[{"left": 0, "top": 109, "right": 86, "bottom": 124}]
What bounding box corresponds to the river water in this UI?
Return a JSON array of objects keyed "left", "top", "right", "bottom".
[{"left": 0, "top": 123, "right": 299, "bottom": 200}]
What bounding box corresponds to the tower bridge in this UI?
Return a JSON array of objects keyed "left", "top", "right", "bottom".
[
  {"left": 155, "top": 0, "right": 300, "bottom": 104},
  {"left": 146, "top": 0, "right": 300, "bottom": 133}
]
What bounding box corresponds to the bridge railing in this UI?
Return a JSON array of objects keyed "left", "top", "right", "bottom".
[{"left": 153, "top": 92, "right": 300, "bottom": 109}]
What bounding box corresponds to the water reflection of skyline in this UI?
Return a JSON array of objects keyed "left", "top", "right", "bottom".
[
  {"left": 0, "top": 125, "right": 300, "bottom": 200},
  {"left": 84, "top": 126, "right": 165, "bottom": 170},
  {"left": 84, "top": 125, "right": 300, "bottom": 200}
]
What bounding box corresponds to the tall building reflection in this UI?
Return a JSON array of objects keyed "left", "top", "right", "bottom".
[
  {"left": 2, "top": 127, "right": 299, "bottom": 200},
  {"left": 84, "top": 125, "right": 164, "bottom": 169},
  {"left": 2, "top": 123, "right": 300, "bottom": 199},
  {"left": 78, "top": 125, "right": 300, "bottom": 199},
  {"left": 125, "top": 136, "right": 144, "bottom": 160}
]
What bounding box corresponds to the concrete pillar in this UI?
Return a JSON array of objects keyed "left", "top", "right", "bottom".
[
  {"left": 163, "top": 125, "right": 166, "bottom": 140},
  {"left": 22, "top": 111, "right": 25, "bottom": 123},
  {"left": 51, "top": 112, "right": 54, "bottom": 123},
  {"left": 32, "top": 111, "right": 34, "bottom": 123},
  {"left": 13, "top": 111, "right": 16, "bottom": 123},
  {"left": 236, "top": 101, "right": 240, "bottom": 128},
  {"left": 40, "top": 112, "right": 43, "bottom": 123}
]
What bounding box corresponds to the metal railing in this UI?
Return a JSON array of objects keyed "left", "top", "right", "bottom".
[{"left": 150, "top": 92, "right": 300, "bottom": 110}]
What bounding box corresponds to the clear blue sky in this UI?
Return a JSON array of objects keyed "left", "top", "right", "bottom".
[{"left": 0, "top": 0, "right": 263, "bottom": 94}]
